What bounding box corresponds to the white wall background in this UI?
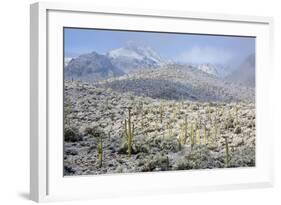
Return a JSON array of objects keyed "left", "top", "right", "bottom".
[{"left": 0, "top": 0, "right": 280, "bottom": 204}]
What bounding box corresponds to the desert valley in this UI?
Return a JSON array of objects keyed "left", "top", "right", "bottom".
[{"left": 63, "top": 41, "right": 256, "bottom": 176}]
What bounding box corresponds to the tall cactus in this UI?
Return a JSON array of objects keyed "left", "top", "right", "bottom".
[
  {"left": 167, "top": 121, "right": 173, "bottom": 138},
  {"left": 214, "top": 119, "right": 218, "bottom": 139},
  {"left": 190, "top": 123, "right": 195, "bottom": 147},
  {"left": 197, "top": 129, "right": 201, "bottom": 145},
  {"left": 190, "top": 123, "right": 193, "bottom": 146},
  {"left": 159, "top": 102, "right": 164, "bottom": 124},
  {"left": 207, "top": 106, "right": 211, "bottom": 122},
  {"left": 223, "top": 136, "right": 230, "bottom": 167},
  {"left": 177, "top": 134, "right": 182, "bottom": 151},
  {"left": 97, "top": 136, "right": 103, "bottom": 168},
  {"left": 173, "top": 103, "right": 177, "bottom": 121},
  {"left": 235, "top": 105, "right": 239, "bottom": 125},
  {"left": 178, "top": 117, "right": 188, "bottom": 150},
  {"left": 204, "top": 125, "right": 207, "bottom": 145},
  {"left": 141, "top": 111, "right": 145, "bottom": 130},
  {"left": 124, "top": 107, "right": 134, "bottom": 157},
  {"left": 252, "top": 113, "right": 255, "bottom": 129},
  {"left": 183, "top": 115, "right": 188, "bottom": 144}
]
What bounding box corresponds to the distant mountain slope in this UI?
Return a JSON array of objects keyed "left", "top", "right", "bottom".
[
  {"left": 64, "top": 45, "right": 254, "bottom": 102},
  {"left": 197, "top": 64, "right": 219, "bottom": 76},
  {"left": 65, "top": 52, "right": 124, "bottom": 81},
  {"left": 107, "top": 42, "right": 166, "bottom": 73},
  {"left": 226, "top": 54, "right": 255, "bottom": 87},
  {"left": 100, "top": 64, "right": 254, "bottom": 103},
  {"left": 197, "top": 63, "right": 229, "bottom": 78}
]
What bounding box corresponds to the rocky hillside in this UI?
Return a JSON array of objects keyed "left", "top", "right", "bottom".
[
  {"left": 197, "top": 63, "right": 229, "bottom": 78},
  {"left": 64, "top": 80, "right": 255, "bottom": 176},
  {"left": 99, "top": 64, "right": 254, "bottom": 103}
]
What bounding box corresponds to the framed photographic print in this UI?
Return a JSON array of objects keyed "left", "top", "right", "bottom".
[{"left": 30, "top": 2, "right": 274, "bottom": 202}]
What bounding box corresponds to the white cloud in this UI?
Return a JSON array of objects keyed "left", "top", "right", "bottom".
[{"left": 174, "top": 46, "right": 233, "bottom": 64}]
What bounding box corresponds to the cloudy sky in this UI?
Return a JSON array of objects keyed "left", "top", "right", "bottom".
[{"left": 64, "top": 28, "right": 255, "bottom": 67}]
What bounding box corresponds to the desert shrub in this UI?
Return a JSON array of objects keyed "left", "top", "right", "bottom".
[
  {"left": 84, "top": 127, "right": 94, "bottom": 136},
  {"left": 192, "top": 105, "right": 199, "bottom": 111},
  {"left": 118, "top": 142, "right": 133, "bottom": 155},
  {"left": 64, "top": 165, "right": 76, "bottom": 175},
  {"left": 160, "top": 139, "right": 178, "bottom": 152},
  {"left": 117, "top": 142, "right": 148, "bottom": 155},
  {"left": 224, "top": 118, "right": 234, "bottom": 129},
  {"left": 115, "top": 166, "right": 124, "bottom": 173},
  {"left": 141, "top": 154, "right": 169, "bottom": 172},
  {"left": 65, "top": 148, "right": 78, "bottom": 155},
  {"left": 247, "top": 121, "right": 255, "bottom": 128},
  {"left": 174, "top": 158, "right": 196, "bottom": 170},
  {"left": 64, "top": 126, "right": 82, "bottom": 142},
  {"left": 234, "top": 126, "right": 242, "bottom": 134},
  {"left": 135, "top": 144, "right": 149, "bottom": 154},
  {"left": 228, "top": 146, "right": 255, "bottom": 167},
  {"left": 84, "top": 127, "right": 105, "bottom": 139},
  {"left": 208, "top": 108, "right": 215, "bottom": 113},
  {"left": 175, "top": 146, "right": 222, "bottom": 170},
  {"left": 144, "top": 109, "right": 149, "bottom": 115},
  {"left": 96, "top": 88, "right": 103, "bottom": 95},
  {"left": 208, "top": 102, "right": 218, "bottom": 107}
]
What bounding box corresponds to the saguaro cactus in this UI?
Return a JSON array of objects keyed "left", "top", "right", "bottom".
[
  {"left": 252, "top": 113, "right": 255, "bottom": 129},
  {"left": 235, "top": 105, "right": 239, "bottom": 124},
  {"left": 197, "top": 129, "right": 201, "bottom": 145},
  {"left": 190, "top": 123, "right": 195, "bottom": 147},
  {"left": 207, "top": 106, "right": 212, "bottom": 122},
  {"left": 173, "top": 103, "right": 177, "bottom": 121},
  {"left": 124, "top": 107, "right": 134, "bottom": 157},
  {"left": 222, "top": 136, "right": 230, "bottom": 167},
  {"left": 204, "top": 125, "right": 207, "bottom": 145},
  {"left": 141, "top": 112, "right": 144, "bottom": 129},
  {"left": 159, "top": 102, "right": 164, "bottom": 124},
  {"left": 167, "top": 121, "right": 173, "bottom": 138},
  {"left": 177, "top": 135, "right": 182, "bottom": 151},
  {"left": 178, "top": 118, "right": 188, "bottom": 150},
  {"left": 183, "top": 115, "right": 188, "bottom": 143},
  {"left": 214, "top": 119, "right": 218, "bottom": 139},
  {"left": 97, "top": 136, "right": 103, "bottom": 168}
]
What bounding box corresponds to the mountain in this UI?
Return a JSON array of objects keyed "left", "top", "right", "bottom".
[
  {"left": 226, "top": 54, "right": 255, "bottom": 87},
  {"left": 197, "top": 64, "right": 219, "bottom": 76},
  {"left": 197, "top": 63, "right": 229, "bottom": 78},
  {"left": 64, "top": 52, "right": 124, "bottom": 81},
  {"left": 101, "top": 64, "right": 254, "bottom": 102},
  {"left": 107, "top": 42, "right": 166, "bottom": 73}
]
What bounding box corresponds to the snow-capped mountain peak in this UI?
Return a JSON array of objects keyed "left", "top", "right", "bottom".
[
  {"left": 125, "top": 41, "right": 164, "bottom": 64},
  {"left": 107, "top": 42, "right": 166, "bottom": 73}
]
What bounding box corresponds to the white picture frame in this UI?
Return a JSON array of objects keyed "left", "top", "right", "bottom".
[{"left": 30, "top": 1, "right": 274, "bottom": 202}]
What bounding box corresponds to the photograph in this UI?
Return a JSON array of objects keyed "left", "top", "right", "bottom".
[{"left": 63, "top": 28, "right": 256, "bottom": 176}]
